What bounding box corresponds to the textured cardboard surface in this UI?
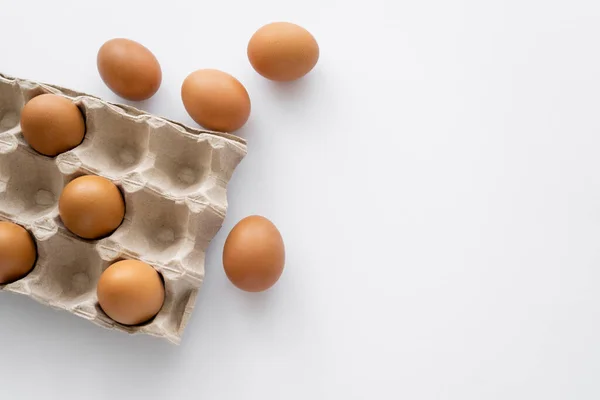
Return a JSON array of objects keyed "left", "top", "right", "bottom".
[{"left": 0, "top": 73, "right": 247, "bottom": 344}]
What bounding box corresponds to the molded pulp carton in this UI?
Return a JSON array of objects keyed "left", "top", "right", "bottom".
[{"left": 0, "top": 74, "right": 247, "bottom": 344}]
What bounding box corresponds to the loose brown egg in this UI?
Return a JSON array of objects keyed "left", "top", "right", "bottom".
[
  {"left": 181, "top": 69, "right": 251, "bottom": 132},
  {"left": 247, "top": 22, "right": 320, "bottom": 82},
  {"left": 223, "top": 215, "right": 285, "bottom": 292},
  {"left": 59, "top": 175, "right": 125, "bottom": 240},
  {"left": 97, "top": 38, "right": 162, "bottom": 101},
  {"left": 97, "top": 259, "right": 165, "bottom": 325},
  {"left": 0, "top": 221, "right": 36, "bottom": 284},
  {"left": 20, "top": 94, "right": 85, "bottom": 157}
]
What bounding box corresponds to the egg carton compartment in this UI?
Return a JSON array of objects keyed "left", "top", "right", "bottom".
[
  {"left": 0, "top": 73, "right": 247, "bottom": 344},
  {"left": 97, "top": 188, "right": 196, "bottom": 271},
  {"left": 57, "top": 101, "right": 153, "bottom": 179},
  {"left": 12, "top": 230, "right": 106, "bottom": 307},
  {"left": 0, "top": 79, "right": 23, "bottom": 135},
  {"left": 142, "top": 123, "right": 213, "bottom": 197},
  {"left": 88, "top": 274, "right": 198, "bottom": 342},
  {"left": 97, "top": 186, "right": 227, "bottom": 277},
  {"left": 0, "top": 145, "right": 64, "bottom": 239},
  {"left": 57, "top": 103, "right": 243, "bottom": 209}
]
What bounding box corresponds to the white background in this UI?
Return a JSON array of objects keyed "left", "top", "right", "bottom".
[{"left": 1, "top": 0, "right": 600, "bottom": 399}]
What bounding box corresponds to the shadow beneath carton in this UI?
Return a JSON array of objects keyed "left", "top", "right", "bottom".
[{"left": 0, "top": 291, "right": 180, "bottom": 373}]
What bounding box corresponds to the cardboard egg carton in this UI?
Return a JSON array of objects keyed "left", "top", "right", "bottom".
[{"left": 0, "top": 73, "right": 247, "bottom": 344}]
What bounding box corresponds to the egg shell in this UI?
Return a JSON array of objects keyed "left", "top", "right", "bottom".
[
  {"left": 97, "top": 260, "right": 165, "bottom": 326},
  {"left": 223, "top": 215, "right": 285, "bottom": 292},
  {"left": 247, "top": 22, "right": 320, "bottom": 82},
  {"left": 20, "top": 94, "right": 85, "bottom": 157},
  {"left": 0, "top": 221, "right": 37, "bottom": 284},
  {"left": 181, "top": 69, "right": 251, "bottom": 132},
  {"left": 58, "top": 175, "right": 125, "bottom": 240},
  {"left": 97, "top": 38, "right": 162, "bottom": 101}
]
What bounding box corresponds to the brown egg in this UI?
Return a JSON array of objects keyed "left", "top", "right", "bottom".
[
  {"left": 248, "top": 22, "right": 320, "bottom": 82},
  {"left": 20, "top": 94, "right": 85, "bottom": 157},
  {"left": 97, "top": 259, "right": 165, "bottom": 325},
  {"left": 0, "top": 221, "right": 36, "bottom": 284},
  {"left": 181, "top": 69, "right": 251, "bottom": 132},
  {"left": 97, "top": 38, "right": 162, "bottom": 101},
  {"left": 223, "top": 215, "right": 285, "bottom": 292},
  {"left": 59, "top": 175, "right": 125, "bottom": 240}
]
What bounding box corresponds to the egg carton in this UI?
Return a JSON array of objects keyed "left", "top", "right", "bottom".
[{"left": 0, "top": 73, "right": 247, "bottom": 344}]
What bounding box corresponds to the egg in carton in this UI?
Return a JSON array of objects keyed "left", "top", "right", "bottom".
[{"left": 0, "top": 73, "right": 247, "bottom": 344}]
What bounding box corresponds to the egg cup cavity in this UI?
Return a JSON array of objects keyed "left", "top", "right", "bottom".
[
  {"left": 0, "top": 146, "right": 63, "bottom": 223},
  {"left": 142, "top": 125, "right": 213, "bottom": 197},
  {"left": 26, "top": 231, "right": 104, "bottom": 305},
  {"left": 0, "top": 81, "right": 24, "bottom": 137},
  {"left": 0, "top": 73, "right": 247, "bottom": 344},
  {"left": 60, "top": 100, "right": 151, "bottom": 177},
  {"left": 109, "top": 189, "right": 191, "bottom": 266}
]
